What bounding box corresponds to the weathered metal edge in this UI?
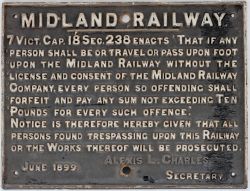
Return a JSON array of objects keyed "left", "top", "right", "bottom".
[
  {"left": 1, "top": 0, "right": 247, "bottom": 6},
  {"left": 1, "top": 1, "right": 6, "bottom": 190},
  {"left": 243, "top": 0, "right": 248, "bottom": 189},
  {"left": 1, "top": 1, "right": 247, "bottom": 189},
  {"left": 1, "top": 183, "right": 248, "bottom": 189}
]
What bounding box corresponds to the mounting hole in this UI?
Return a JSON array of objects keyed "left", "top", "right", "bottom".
[
  {"left": 231, "top": 172, "right": 236, "bottom": 177},
  {"left": 13, "top": 170, "right": 19, "bottom": 176},
  {"left": 122, "top": 166, "right": 131, "bottom": 175},
  {"left": 13, "top": 14, "right": 18, "bottom": 19}
]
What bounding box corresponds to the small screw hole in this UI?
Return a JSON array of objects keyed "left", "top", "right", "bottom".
[
  {"left": 13, "top": 170, "right": 19, "bottom": 176},
  {"left": 122, "top": 166, "right": 131, "bottom": 175}
]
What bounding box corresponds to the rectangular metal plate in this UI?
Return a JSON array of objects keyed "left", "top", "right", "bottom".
[{"left": 2, "top": 2, "right": 247, "bottom": 189}]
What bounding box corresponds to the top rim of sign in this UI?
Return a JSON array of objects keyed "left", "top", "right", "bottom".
[{"left": 1, "top": 0, "right": 246, "bottom": 7}]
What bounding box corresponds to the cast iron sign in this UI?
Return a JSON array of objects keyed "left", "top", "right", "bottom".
[{"left": 2, "top": 2, "right": 247, "bottom": 189}]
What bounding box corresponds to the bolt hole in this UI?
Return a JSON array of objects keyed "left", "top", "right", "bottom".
[
  {"left": 13, "top": 14, "right": 18, "bottom": 19},
  {"left": 122, "top": 166, "right": 131, "bottom": 175}
]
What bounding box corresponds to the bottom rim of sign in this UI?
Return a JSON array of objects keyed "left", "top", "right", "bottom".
[{"left": 2, "top": 183, "right": 247, "bottom": 189}]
